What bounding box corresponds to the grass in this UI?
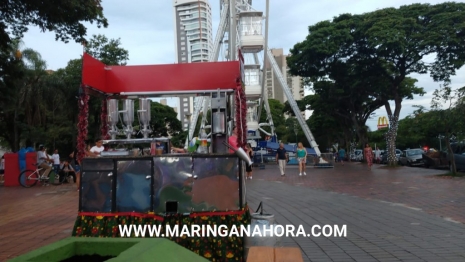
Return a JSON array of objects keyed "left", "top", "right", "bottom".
[
  {"left": 378, "top": 164, "right": 401, "bottom": 169},
  {"left": 436, "top": 171, "right": 465, "bottom": 178}
]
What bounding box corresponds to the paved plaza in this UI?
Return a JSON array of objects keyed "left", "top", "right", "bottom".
[{"left": 1, "top": 162, "right": 465, "bottom": 261}]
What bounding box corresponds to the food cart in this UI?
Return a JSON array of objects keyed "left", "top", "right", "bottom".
[{"left": 72, "top": 52, "right": 251, "bottom": 261}]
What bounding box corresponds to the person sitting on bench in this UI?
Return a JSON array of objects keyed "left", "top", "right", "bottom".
[{"left": 59, "top": 160, "right": 76, "bottom": 183}]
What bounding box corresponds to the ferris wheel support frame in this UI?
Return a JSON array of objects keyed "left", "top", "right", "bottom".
[{"left": 255, "top": 0, "right": 275, "bottom": 140}]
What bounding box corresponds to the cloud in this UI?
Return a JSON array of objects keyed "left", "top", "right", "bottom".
[{"left": 17, "top": 0, "right": 464, "bottom": 132}]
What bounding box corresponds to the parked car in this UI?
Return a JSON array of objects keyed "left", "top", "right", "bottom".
[
  {"left": 448, "top": 143, "right": 465, "bottom": 172},
  {"left": 381, "top": 149, "right": 402, "bottom": 164},
  {"left": 422, "top": 150, "right": 449, "bottom": 169},
  {"left": 399, "top": 148, "right": 425, "bottom": 166}
]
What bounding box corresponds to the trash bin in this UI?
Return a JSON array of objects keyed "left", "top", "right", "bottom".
[
  {"left": 244, "top": 202, "right": 282, "bottom": 259},
  {"left": 4, "top": 153, "right": 20, "bottom": 186}
]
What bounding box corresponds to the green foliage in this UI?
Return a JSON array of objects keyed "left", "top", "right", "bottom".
[
  {"left": 259, "top": 99, "right": 287, "bottom": 141},
  {"left": 0, "top": 0, "right": 108, "bottom": 98},
  {"left": 287, "top": 2, "right": 465, "bottom": 165},
  {"left": 0, "top": 0, "right": 108, "bottom": 50},
  {"left": 367, "top": 129, "right": 387, "bottom": 149},
  {"left": 149, "top": 102, "right": 182, "bottom": 138},
  {"left": 85, "top": 34, "right": 129, "bottom": 65},
  {"left": 0, "top": 32, "right": 134, "bottom": 154}
]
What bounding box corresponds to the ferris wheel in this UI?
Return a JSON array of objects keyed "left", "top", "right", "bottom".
[{"left": 188, "top": 0, "right": 322, "bottom": 156}]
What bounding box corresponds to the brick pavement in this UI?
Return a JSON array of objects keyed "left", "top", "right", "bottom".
[
  {"left": 250, "top": 162, "right": 465, "bottom": 224},
  {"left": 0, "top": 162, "right": 464, "bottom": 261},
  {"left": 0, "top": 183, "right": 78, "bottom": 261},
  {"left": 246, "top": 162, "right": 465, "bottom": 261}
]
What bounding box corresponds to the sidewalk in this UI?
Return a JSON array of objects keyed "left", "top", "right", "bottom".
[
  {"left": 0, "top": 184, "right": 78, "bottom": 261},
  {"left": 252, "top": 162, "right": 465, "bottom": 224},
  {"left": 1, "top": 163, "right": 465, "bottom": 261},
  {"left": 245, "top": 162, "right": 465, "bottom": 261}
]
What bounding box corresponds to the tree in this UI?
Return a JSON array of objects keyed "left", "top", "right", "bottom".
[
  {"left": 41, "top": 59, "right": 84, "bottom": 154},
  {"left": 429, "top": 85, "right": 465, "bottom": 174},
  {"left": 258, "top": 99, "right": 286, "bottom": 141},
  {"left": 0, "top": 0, "right": 108, "bottom": 88},
  {"left": 288, "top": 2, "right": 465, "bottom": 165},
  {"left": 0, "top": 0, "right": 107, "bottom": 50},
  {"left": 285, "top": 94, "right": 354, "bottom": 148},
  {"left": 306, "top": 108, "right": 345, "bottom": 151},
  {"left": 84, "top": 34, "right": 129, "bottom": 65},
  {"left": 83, "top": 34, "right": 130, "bottom": 140},
  {"left": 148, "top": 102, "right": 182, "bottom": 138},
  {"left": 0, "top": 40, "right": 48, "bottom": 151}
]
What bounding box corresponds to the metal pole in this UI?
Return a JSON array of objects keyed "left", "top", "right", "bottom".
[
  {"left": 229, "top": 0, "right": 236, "bottom": 60},
  {"left": 294, "top": 123, "right": 298, "bottom": 143},
  {"left": 257, "top": 0, "right": 269, "bottom": 123},
  {"left": 439, "top": 135, "right": 442, "bottom": 151}
]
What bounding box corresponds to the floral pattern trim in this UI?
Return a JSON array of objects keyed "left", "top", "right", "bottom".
[{"left": 72, "top": 206, "right": 251, "bottom": 262}]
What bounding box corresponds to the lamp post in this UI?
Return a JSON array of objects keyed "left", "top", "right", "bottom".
[{"left": 438, "top": 134, "right": 445, "bottom": 151}]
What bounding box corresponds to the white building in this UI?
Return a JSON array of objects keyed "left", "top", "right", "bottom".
[{"left": 173, "top": 0, "right": 213, "bottom": 130}]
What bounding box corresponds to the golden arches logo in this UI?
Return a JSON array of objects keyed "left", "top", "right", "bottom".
[{"left": 377, "top": 116, "right": 388, "bottom": 129}]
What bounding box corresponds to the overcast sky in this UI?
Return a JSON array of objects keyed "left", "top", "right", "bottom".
[{"left": 22, "top": 0, "right": 465, "bottom": 132}]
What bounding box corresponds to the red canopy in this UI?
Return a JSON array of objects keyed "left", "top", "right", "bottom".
[{"left": 82, "top": 53, "right": 243, "bottom": 96}]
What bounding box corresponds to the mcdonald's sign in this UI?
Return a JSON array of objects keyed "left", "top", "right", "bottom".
[{"left": 377, "top": 116, "right": 389, "bottom": 130}]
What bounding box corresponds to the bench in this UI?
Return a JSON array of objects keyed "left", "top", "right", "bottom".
[{"left": 246, "top": 246, "right": 304, "bottom": 262}]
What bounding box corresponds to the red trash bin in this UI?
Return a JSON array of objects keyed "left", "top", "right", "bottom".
[
  {"left": 26, "top": 152, "right": 37, "bottom": 171},
  {"left": 4, "top": 153, "right": 20, "bottom": 186}
]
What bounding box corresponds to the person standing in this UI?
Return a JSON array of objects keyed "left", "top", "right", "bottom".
[
  {"left": 59, "top": 160, "right": 76, "bottom": 184},
  {"left": 245, "top": 143, "right": 254, "bottom": 179},
  {"left": 296, "top": 142, "right": 307, "bottom": 176},
  {"left": 276, "top": 143, "right": 288, "bottom": 176},
  {"left": 89, "top": 139, "right": 105, "bottom": 156},
  {"left": 374, "top": 147, "right": 381, "bottom": 164},
  {"left": 338, "top": 147, "right": 346, "bottom": 165},
  {"left": 364, "top": 143, "right": 374, "bottom": 170},
  {"left": 228, "top": 126, "right": 238, "bottom": 153},
  {"left": 69, "top": 149, "right": 81, "bottom": 191},
  {"left": 51, "top": 149, "right": 61, "bottom": 175},
  {"left": 37, "top": 145, "right": 52, "bottom": 178}
]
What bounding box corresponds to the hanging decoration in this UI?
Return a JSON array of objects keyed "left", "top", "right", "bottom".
[
  {"left": 77, "top": 85, "right": 90, "bottom": 163},
  {"left": 235, "top": 79, "right": 247, "bottom": 149},
  {"left": 100, "top": 98, "right": 109, "bottom": 140},
  {"left": 385, "top": 114, "right": 399, "bottom": 165}
]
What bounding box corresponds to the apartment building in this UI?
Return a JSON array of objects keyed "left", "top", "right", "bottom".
[{"left": 173, "top": 0, "right": 213, "bottom": 129}]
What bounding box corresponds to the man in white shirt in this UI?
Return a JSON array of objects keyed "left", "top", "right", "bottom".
[
  {"left": 51, "top": 149, "right": 60, "bottom": 174},
  {"left": 89, "top": 139, "right": 105, "bottom": 156},
  {"left": 374, "top": 147, "right": 381, "bottom": 164},
  {"left": 37, "top": 146, "right": 52, "bottom": 178}
]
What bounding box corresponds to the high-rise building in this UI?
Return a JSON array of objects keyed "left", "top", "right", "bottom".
[
  {"left": 265, "top": 48, "right": 304, "bottom": 104},
  {"left": 173, "top": 0, "right": 213, "bottom": 130}
]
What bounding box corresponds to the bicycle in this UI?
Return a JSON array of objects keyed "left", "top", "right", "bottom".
[{"left": 18, "top": 163, "right": 64, "bottom": 188}]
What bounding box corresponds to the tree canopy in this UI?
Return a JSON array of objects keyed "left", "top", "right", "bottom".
[
  {"left": 287, "top": 2, "right": 465, "bottom": 165},
  {"left": 0, "top": 0, "right": 108, "bottom": 50},
  {"left": 0, "top": 0, "right": 108, "bottom": 108},
  {"left": 258, "top": 99, "right": 287, "bottom": 140},
  {"left": 84, "top": 34, "right": 129, "bottom": 65}
]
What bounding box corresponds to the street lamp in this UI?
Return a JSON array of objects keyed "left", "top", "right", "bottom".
[{"left": 438, "top": 134, "right": 445, "bottom": 151}]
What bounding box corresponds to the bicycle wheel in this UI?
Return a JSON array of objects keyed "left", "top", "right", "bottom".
[{"left": 19, "top": 170, "right": 39, "bottom": 188}]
